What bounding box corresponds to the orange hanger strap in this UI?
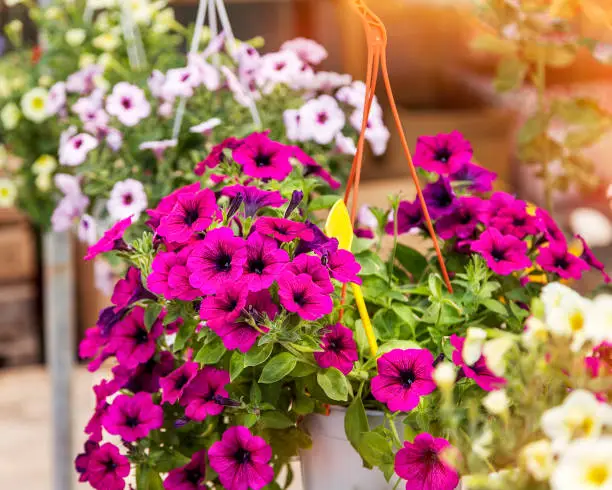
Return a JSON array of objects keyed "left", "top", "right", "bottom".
[{"left": 380, "top": 54, "right": 453, "bottom": 293}]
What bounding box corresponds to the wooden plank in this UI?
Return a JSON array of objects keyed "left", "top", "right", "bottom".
[{"left": 43, "top": 231, "right": 75, "bottom": 490}]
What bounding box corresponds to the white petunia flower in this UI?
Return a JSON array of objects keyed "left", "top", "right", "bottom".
[
  {"left": 542, "top": 389, "right": 612, "bottom": 451},
  {"left": 78, "top": 214, "right": 97, "bottom": 245},
  {"left": 463, "top": 327, "right": 487, "bottom": 366},
  {"left": 21, "top": 87, "right": 49, "bottom": 123},
  {"left": 522, "top": 316, "right": 550, "bottom": 347},
  {"left": 0, "top": 179, "right": 17, "bottom": 207},
  {"left": 46, "top": 82, "right": 66, "bottom": 116},
  {"left": 162, "top": 66, "right": 201, "bottom": 99},
  {"left": 1, "top": 103, "right": 21, "bottom": 130},
  {"left": 35, "top": 173, "right": 52, "bottom": 192},
  {"left": 584, "top": 294, "right": 612, "bottom": 346},
  {"left": 65, "top": 28, "right": 86, "bottom": 47},
  {"left": 281, "top": 37, "right": 328, "bottom": 65},
  {"left": 106, "top": 82, "right": 151, "bottom": 126},
  {"left": 51, "top": 193, "right": 89, "bottom": 232},
  {"left": 32, "top": 155, "right": 57, "bottom": 175},
  {"left": 257, "top": 50, "right": 303, "bottom": 88},
  {"left": 546, "top": 293, "right": 592, "bottom": 350},
  {"left": 94, "top": 259, "right": 115, "bottom": 297},
  {"left": 521, "top": 439, "right": 555, "bottom": 482},
  {"left": 59, "top": 129, "right": 98, "bottom": 166},
  {"left": 189, "top": 118, "right": 222, "bottom": 135},
  {"left": 107, "top": 179, "right": 148, "bottom": 221},
  {"left": 66, "top": 65, "right": 104, "bottom": 95},
  {"left": 335, "top": 133, "right": 357, "bottom": 156},
  {"left": 283, "top": 109, "right": 303, "bottom": 142},
  {"left": 139, "top": 139, "right": 177, "bottom": 160},
  {"left": 482, "top": 390, "right": 510, "bottom": 416},
  {"left": 310, "top": 71, "right": 352, "bottom": 92},
  {"left": 482, "top": 337, "right": 514, "bottom": 377},
  {"left": 188, "top": 54, "right": 220, "bottom": 91},
  {"left": 93, "top": 32, "right": 120, "bottom": 52},
  {"left": 298, "top": 95, "right": 346, "bottom": 145},
  {"left": 550, "top": 437, "right": 612, "bottom": 490},
  {"left": 432, "top": 362, "right": 456, "bottom": 392},
  {"left": 541, "top": 282, "right": 583, "bottom": 319},
  {"left": 148, "top": 70, "right": 166, "bottom": 98},
  {"left": 569, "top": 208, "right": 612, "bottom": 248}
]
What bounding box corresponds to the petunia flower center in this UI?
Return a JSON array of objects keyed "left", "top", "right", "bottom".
[
  {"left": 184, "top": 208, "right": 200, "bottom": 226},
  {"left": 234, "top": 448, "right": 251, "bottom": 464},
  {"left": 134, "top": 328, "right": 149, "bottom": 345},
  {"left": 175, "top": 374, "right": 190, "bottom": 390},
  {"left": 74, "top": 138, "right": 84, "bottom": 149},
  {"left": 327, "top": 338, "right": 342, "bottom": 353},
  {"left": 586, "top": 463, "right": 609, "bottom": 486},
  {"left": 125, "top": 415, "right": 141, "bottom": 428},
  {"left": 255, "top": 154, "right": 272, "bottom": 167},
  {"left": 317, "top": 112, "right": 329, "bottom": 125},
  {"left": 184, "top": 468, "right": 203, "bottom": 484},
  {"left": 123, "top": 193, "right": 134, "bottom": 206},
  {"left": 215, "top": 253, "right": 232, "bottom": 272},
  {"left": 121, "top": 97, "right": 132, "bottom": 110},
  {"left": 434, "top": 147, "right": 452, "bottom": 163},
  {"left": 490, "top": 248, "right": 506, "bottom": 263},
  {"left": 399, "top": 369, "right": 416, "bottom": 388},
  {"left": 554, "top": 256, "right": 569, "bottom": 269},
  {"left": 274, "top": 62, "right": 286, "bottom": 71},
  {"left": 104, "top": 458, "right": 118, "bottom": 472},
  {"left": 293, "top": 290, "right": 306, "bottom": 306},
  {"left": 249, "top": 257, "right": 266, "bottom": 275}
]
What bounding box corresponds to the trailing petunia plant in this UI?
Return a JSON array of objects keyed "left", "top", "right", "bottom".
[{"left": 0, "top": 0, "right": 185, "bottom": 225}]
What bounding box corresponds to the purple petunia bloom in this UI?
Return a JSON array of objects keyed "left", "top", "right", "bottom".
[
  {"left": 164, "top": 449, "right": 207, "bottom": 490},
  {"left": 210, "top": 290, "right": 278, "bottom": 353},
  {"left": 200, "top": 282, "right": 249, "bottom": 329},
  {"left": 187, "top": 227, "right": 247, "bottom": 295},
  {"left": 536, "top": 242, "right": 590, "bottom": 280},
  {"left": 490, "top": 199, "right": 539, "bottom": 239},
  {"left": 278, "top": 273, "right": 333, "bottom": 321},
  {"left": 222, "top": 185, "right": 287, "bottom": 218},
  {"left": 148, "top": 251, "right": 180, "bottom": 299},
  {"left": 535, "top": 207, "right": 566, "bottom": 245},
  {"left": 435, "top": 196, "right": 484, "bottom": 240},
  {"left": 242, "top": 233, "right": 289, "bottom": 292},
  {"left": 450, "top": 334, "right": 506, "bottom": 391},
  {"left": 233, "top": 132, "right": 294, "bottom": 181},
  {"left": 75, "top": 440, "right": 100, "bottom": 483},
  {"left": 111, "top": 267, "right": 156, "bottom": 310},
  {"left": 394, "top": 433, "right": 459, "bottom": 490},
  {"left": 85, "top": 443, "right": 130, "bottom": 490},
  {"left": 326, "top": 249, "right": 362, "bottom": 285},
  {"left": 160, "top": 361, "right": 199, "bottom": 405},
  {"left": 295, "top": 221, "right": 338, "bottom": 256},
  {"left": 576, "top": 234, "right": 611, "bottom": 283},
  {"left": 84, "top": 216, "right": 132, "bottom": 261},
  {"left": 112, "top": 351, "right": 174, "bottom": 394},
  {"left": 414, "top": 131, "right": 473, "bottom": 175},
  {"left": 480, "top": 191, "right": 516, "bottom": 225},
  {"left": 385, "top": 200, "right": 423, "bottom": 236},
  {"left": 109, "top": 306, "right": 162, "bottom": 369},
  {"left": 158, "top": 189, "right": 220, "bottom": 243},
  {"left": 182, "top": 367, "right": 230, "bottom": 421},
  {"left": 255, "top": 216, "right": 315, "bottom": 243},
  {"left": 285, "top": 190, "right": 304, "bottom": 218},
  {"left": 423, "top": 177, "right": 456, "bottom": 219},
  {"left": 195, "top": 137, "right": 242, "bottom": 175},
  {"left": 449, "top": 161, "right": 496, "bottom": 192},
  {"left": 371, "top": 349, "right": 437, "bottom": 412},
  {"left": 168, "top": 248, "right": 203, "bottom": 301},
  {"left": 471, "top": 228, "right": 532, "bottom": 276},
  {"left": 286, "top": 254, "right": 334, "bottom": 293},
  {"left": 103, "top": 393, "right": 163, "bottom": 442},
  {"left": 208, "top": 426, "right": 274, "bottom": 490},
  {"left": 314, "top": 324, "right": 358, "bottom": 375}
]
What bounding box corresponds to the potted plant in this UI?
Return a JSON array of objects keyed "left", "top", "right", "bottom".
[{"left": 76, "top": 129, "right": 610, "bottom": 490}]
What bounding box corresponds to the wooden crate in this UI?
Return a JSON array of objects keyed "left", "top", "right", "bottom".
[
  {"left": 0, "top": 222, "right": 37, "bottom": 284},
  {"left": 0, "top": 283, "right": 41, "bottom": 367}
]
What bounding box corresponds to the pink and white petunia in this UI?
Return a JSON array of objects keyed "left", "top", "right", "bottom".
[
  {"left": 257, "top": 50, "right": 303, "bottom": 88},
  {"left": 66, "top": 65, "right": 104, "bottom": 94},
  {"left": 51, "top": 174, "right": 89, "bottom": 232},
  {"left": 161, "top": 66, "right": 201, "bottom": 99},
  {"left": 46, "top": 82, "right": 67, "bottom": 116},
  {"left": 281, "top": 37, "right": 328, "bottom": 65},
  {"left": 335, "top": 133, "right": 357, "bottom": 156},
  {"left": 139, "top": 139, "right": 177, "bottom": 160},
  {"left": 78, "top": 214, "right": 98, "bottom": 245},
  {"left": 106, "top": 82, "right": 151, "bottom": 127},
  {"left": 58, "top": 127, "right": 98, "bottom": 166},
  {"left": 298, "top": 95, "right": 346, "bottom": 145},
  {"left": 189, "top": 118, "right": 222, "bottom": 134},
  {"left": 187, "top": 53, "right": 220, "bottom": 91},
  {"left": 107, "top": 179, "right": 148, "bottom": 222},
  {"left": 283, "top": 109, "right": 304, "bottom": 142}
]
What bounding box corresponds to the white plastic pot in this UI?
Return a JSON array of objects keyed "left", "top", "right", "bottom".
[{"left": 299, "top": 407, "right": 402, "bottom": 490}]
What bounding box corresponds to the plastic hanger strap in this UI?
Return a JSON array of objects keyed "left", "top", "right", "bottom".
[{"left": 343, "top": 0, "right": 453, "bottom": 293}]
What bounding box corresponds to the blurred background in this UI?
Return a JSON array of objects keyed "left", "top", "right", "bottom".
[{"left": 1, "top": 0, "right": 612, "bottom": 488}]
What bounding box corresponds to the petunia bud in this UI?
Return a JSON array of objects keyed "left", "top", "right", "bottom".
[
  {"left": 284, "top": 190, "right": 304, "bottom": 218},
  {"left": 226, "top": 193, "right": 244, "bottom": 221},
  {"left": 463, "top": 327, "right": 487, "bottom": 366}
]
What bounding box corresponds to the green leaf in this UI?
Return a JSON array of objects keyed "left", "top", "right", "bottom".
[
  {"left": 308, "top": 194, "right": 340, "bottom": 212},
  {"left": 372, "top": 308, "right": 399, "bottom": 341},
  {"left": 357, "top": 251, "right": 388, "bottom": 279},
  {"left": 291, "top": 362, "right": 317, "bottom": 378},
  {"left": 394, "top": 244, "right": 428, "bottom": 280},
  {"left": 293, "top": 393, "right": 315, "bottom": 414},
  {"left": 144, "top": 303, "right": 163, "bottom": 331},
  {"left": 173, "top": 321, "right": 195, "bottom": 352},
  {"left": 316, "top": 368, "right": 349, "bottom": 401},
  {"left": 377, "top": 340, "right": 421, "bottom": 356},
  {"left": 245, "top": 342, "right": 274, "bottom": 367},
  {"left": 518, "top": 114, "right": 548, "bottom": 146},
  {"left": 351, "top": 237, "right": 376, "bottom": 255},
  {"left": 259, "top": 353, "right": 297, "bottom": 384},
  {"left": 482, "top": 299, "right": 508, "bottom": 317},
  {"left": 345, "top": 397, "right": 369, "bottom": 453},
  {"left": 136, "top": 466, "right": 164, "bottom": 490},
  {"left": 250, "top": 381, "right": 262, "bottom": 404},
  {"left": 195, "top": 336, "right": 227, "bottom": 365},
  {"left": 260, "top": 411, "right": 295, "bottom": 429},
  {"left": 494, "top": 56, "right": 527, "bottom": 92},
  {"left": 230, "top": 351, "right": 245, "bottom": 381},
  {"left": 357, "top": 432, "right": 394, "bottom": 469}
]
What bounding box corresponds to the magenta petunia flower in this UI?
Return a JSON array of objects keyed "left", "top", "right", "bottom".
[
  {"left": 187, "top": 227, "right": 247, "bottom": 294},
  {"left": 208, "top": 426, "right": 274, "bottom": 490},
  {"left": 291, "top": 145, "right": 341, "bottom": 189},
  {"left": 490, "top": 200, "right": 539, "bottom": 239},
  {"left": 371, "top": 349, "right": 436, "bottom": 412},
  {"left": 242, "top": 232, "right": 289, "bottom": 291},
  {"left": 414, "top": 131, "right": 473, "bottom": 175},
  {"left": 450, "top": 334, "right": 506, "bottom": 391},
  {"left": 182, "top": 366, "right": 230, "bottom": 421},
  {"left": 286, "top": 254, "right": 334, "bottom": 294},
  {"left": 471, "top": 228, "right": 532, "bottom": 276},
  {"left": 422, "top": 177, "right": 456, "bottom": 219},
  {"left": 111, "top": 267, "right": 156, "bottom": 310},
  {"left": 326, "top": 249, "right": 362, "bottom": 285},
  {"left": 536, "top": 241, "right": 590, "bottom": 280},
  {"left": 75, "top": 440, "right": 99, "bottom": 483},
  {"left": 158, "top": 189, "right": 220, "bottom": 243},
  {"left": 255, "top": 216, "right": 315, "bottom": 243},
  {"left": 86, "top": 443, "right": 130, "bottom": 490},
  {"left": 295, "top": 221, "right": 338, "bottom": 257},
  {"left": 394, "top": 433, "right": 459, "bottom": 490},
  {"left": 385, "top": 200, "right": 423, "bottom": 236},
  {"left": 195, "top": 137, "right": 242, "bottom": 175},
  {"left": 481, "top": 192, "right": 516, "bottom": 225},
  {"left": 535, "top": 207, "right": 566, "bottom": 245},
  {"left": 160, "top": 361, "right": 199, "bottom": 405},
  {"left": 109, "top": 306, "right": 162, "bottom": 369},
  {"left": 84, "top": 216, "right": 132, "bottom": 261},
  {"left": 314, "top": 324, "right": 358, "bottom": 375},
  {"left": 435, "top": 196, "right": 485, "bottom": 240},
  {"left": 576, "top": 234, "right": 611, "bottom": 283},
  {"left": 169, "top": 248, "right": 203, "bottom": 301},
  {"left": 103, "top": 392, "right": 163, "bottom": 442},
  {"left": 148, "top": 251, "right": 180, "bottom": 299},
  {"left": 210, "top": 290, "right": 278, "bottom": 353},
  {"left": 449, "top": 161, "right": 496, "bottom": 192},
  {"left": 113, "top": 351, "right": 173, "bottom": 394},
  {"left": 222, "top": 185, "right": 287, "bottom": 218},
  {"left": 164, "top": 449, "right": 207, "bottom": 490},
  {"left": 147, "top": 183, "right": 201, "bottom": 230},
  {"left": 233, "top": 132, "right": 294, "bottom": 181},
  {"left": 200, "top": 282, "right": 249, "bottom": 329},
  {"left": 278, "top": 273, "right": 333, "bottom": 321}
]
